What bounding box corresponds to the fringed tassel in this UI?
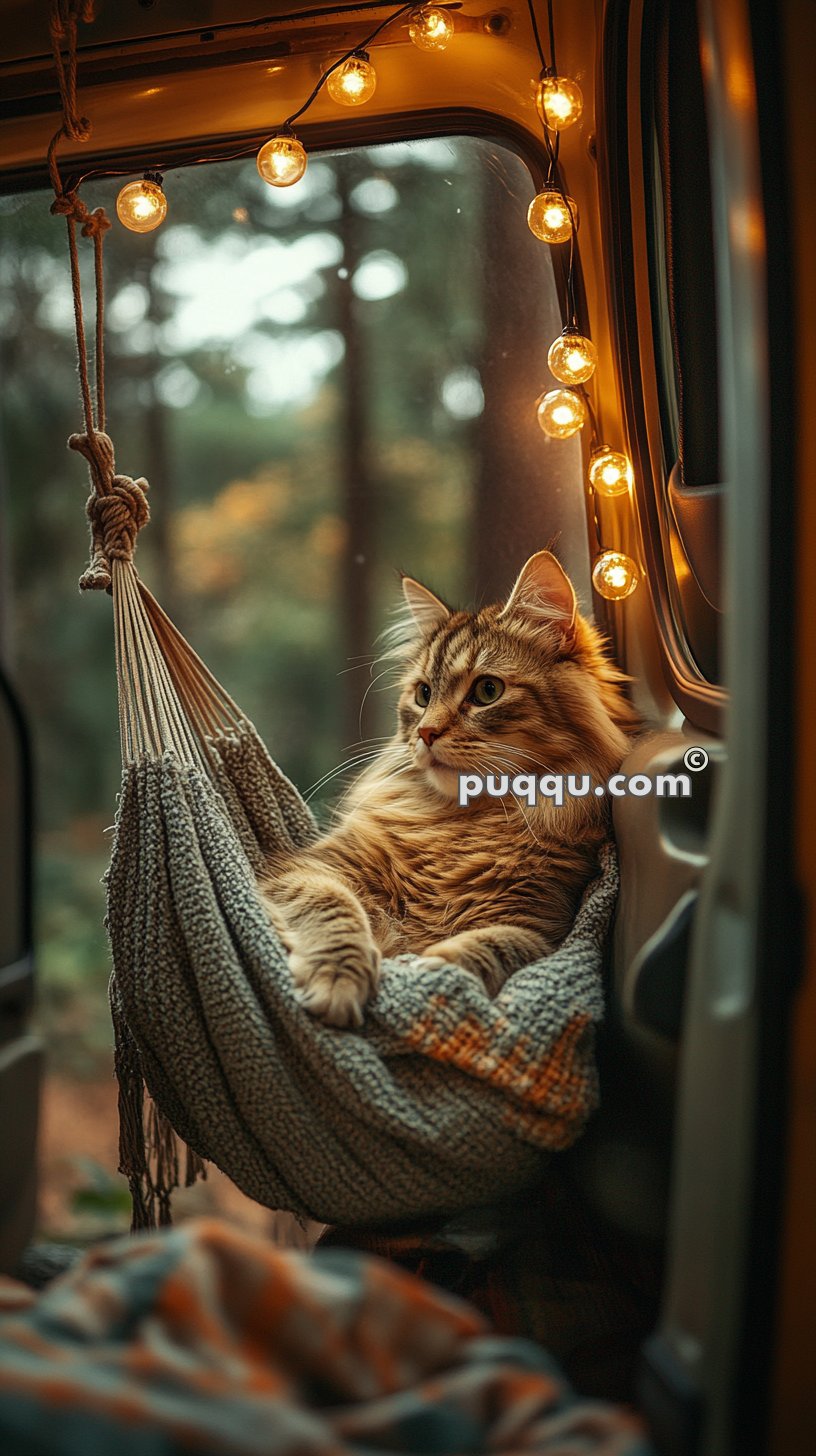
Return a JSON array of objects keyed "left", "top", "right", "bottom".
[
  {"left": 111, "top": 976, "right": 153, "bottom": 1230},
  {"left": 110, "top": 973, "right": 206, "bottom": 1231},
  {"left": 146, "top": 1099, "right": 178, "bottom": 1229},
  {"left": 185, "top": 1141, "right": 208, "bottom": 1189}
]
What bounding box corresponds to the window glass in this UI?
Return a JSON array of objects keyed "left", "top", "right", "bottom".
[{"left": 0, "top": 136, "right": 585, "bottom": 1233}]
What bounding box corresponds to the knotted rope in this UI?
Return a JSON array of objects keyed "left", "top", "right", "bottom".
[
  {"left": 69, "top": 432, "right": 150, "bottom": 592},
  {"left": 47, "top": 0, "right": 150, "bottom": 590}
]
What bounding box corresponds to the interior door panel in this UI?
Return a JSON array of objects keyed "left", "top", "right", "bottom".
[
  {"left": 0, "top": 664, "right": 39, "bottom": 1275},
  {"left": 568, "top": 730, "right": 720, "bottom": 1244}
]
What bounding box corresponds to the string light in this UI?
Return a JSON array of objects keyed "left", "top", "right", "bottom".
[
  {"left": 116, "top": 173, "right": 167, "bottom": 233},
  {"left": 409, "top": 5, "right": 454, "bottom": 50},
  {"left": 535, "top": 74, "right": 584, "bottom": 131},
  {"left": 536, "top": 388, "right": 587, "bottom": 438},
  {"left": 518, "top": 6, "right": 637, "bottom": 606},
  {"left": 256, "top": 132, "right": 308, "bottom": 187},
  {"left": 589, "top": 447, "right": 633, "bottom": 497},
  {"left": 548, "top": 329, "right": 597, "bottom": 385},
  {"left": 527, "top": 190, "right": 577, "bottom": 244},
  {"left": 592, "top": 550, "right": 639, "bottom": 600},
  {"left": 327, "top": 50, "right": 378, "bottom": 106}
]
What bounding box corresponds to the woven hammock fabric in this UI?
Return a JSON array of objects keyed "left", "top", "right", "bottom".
[
  {"left": 105, "top": 707, "right": 616, "bottom": 1227},
  {"left": 59, "top": 526, "right": 617, "bottom": 1227}
]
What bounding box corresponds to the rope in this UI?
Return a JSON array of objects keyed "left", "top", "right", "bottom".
[
  {"left": 46, "top": 0, "right": 247, "bottom": 773},
  {"left": 68, "top": 433, "right": 150, "bottom": 591},
  {"left": 46, "top": 0, "right": 148, "bottom": 589},
  {"left": 48, "top": 0, "right": 95, "bottom": 156}
]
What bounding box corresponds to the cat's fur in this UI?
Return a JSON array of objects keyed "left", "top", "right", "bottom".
[{"left": 259, "top": 551, "right": 638, "bottom": 1028}]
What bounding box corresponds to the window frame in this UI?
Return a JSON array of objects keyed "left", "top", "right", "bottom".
[{"left": 597, "top": 0, "right": 727, "bottom": 734}]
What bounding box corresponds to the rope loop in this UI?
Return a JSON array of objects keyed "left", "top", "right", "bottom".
[
  {"left": 80, "top": 206, "right": 111, "bottom": 239},
  {"left": 63, "top": 114, "right": 93, "bottom": 144},
  {"left": 49, "top": 2, "right": 95, "bottom": 161},
  {"left": 70, "top": 432, "right": 150, "bottom": 592},
  {"left": 50, "top": 189, "right": 110, "bottom": 235},
  {"left": 50, "top": 188, "right": 86, "bottom": 222}
]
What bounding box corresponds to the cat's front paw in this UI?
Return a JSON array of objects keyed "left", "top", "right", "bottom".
[
  {"left": 415, "top": 952, "right": 454, "bottom": 973},
  {"left": 418, "top": 938, "right": 469, "bottom": 972},
  {"left": 418, "top": 936, "right": 509, "bottom": 996},
  {"left": 289, "top": 943, "right": 381, "bottom": 1029}
]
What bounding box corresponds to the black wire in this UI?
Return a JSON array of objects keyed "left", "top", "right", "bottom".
[
  {"left": 71, "top": 0, "right": 589, "bottom": 432},
  {"left": 563, "top": 192, "right": 577, "bottom": 325},
  {"left": 68, "top": 0, "right": 430, "bottom": 186},
  {"left": 583, "top": 387, "right": 600, "bottom": 448},
  {"left": 546, "top": 0, "right": 557, "bottom": 76},
  {"left": 530, "top": 0, "right": 580, "bottom": 348},
  {"left": 524, "top": 0, "right": 550, "bottom": 72},
  {"left": 69, "top": 143, "right": 263, "bottom": 192},
  {"left": 590, "top": 488, "right": 604, "bottom": 550},
  {"left": 284, "top": 2, "right": 415, "bottom": 128}
]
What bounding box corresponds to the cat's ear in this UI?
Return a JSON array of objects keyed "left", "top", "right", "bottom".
[
  {"left": 401, "top": 576, "right": 451, "bottom": 635},
  {"left": 498, "top": 551, "right": 577, "bottom": 638}
]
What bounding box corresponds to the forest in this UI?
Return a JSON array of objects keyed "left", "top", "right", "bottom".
[{"left": 0, "top": 133, "right": 582, "bottom": 1230}]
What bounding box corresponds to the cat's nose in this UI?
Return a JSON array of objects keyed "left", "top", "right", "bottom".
[{"left": 419, "top": 725, "right": 442, "bottom": 747}]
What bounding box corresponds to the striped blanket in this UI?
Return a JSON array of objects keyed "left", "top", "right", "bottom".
[{"left": 0, "top": 1218, "right": 653, "bottom": 1454}]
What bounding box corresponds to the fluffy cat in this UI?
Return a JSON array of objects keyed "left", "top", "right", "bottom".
[{"left": 259, "top": 550, "right": 638, "bottom": 1028}]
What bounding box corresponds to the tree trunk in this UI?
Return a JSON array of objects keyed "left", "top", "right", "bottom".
[
  {"left": 472, "top": 151, "right": 586, "bottom": 603},
  {"left": 335, "top": 163, "right": 375, "bottom": 746}
]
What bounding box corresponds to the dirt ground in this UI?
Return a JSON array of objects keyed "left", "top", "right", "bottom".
[{"left": 38, "top": 1066, "right": 323, "bottom": 1249}]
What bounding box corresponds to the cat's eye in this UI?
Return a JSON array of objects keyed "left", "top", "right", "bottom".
[
  {"left": 470, "top": 676, "right": 505, "bottom": 705},
  {"left": 415, "top": 682, "right": 431, "bottom": 707}
]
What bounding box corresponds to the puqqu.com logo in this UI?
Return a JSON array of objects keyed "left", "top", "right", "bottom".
[{"left": 458, "top": 748, "right": 709, "bottom": 807}]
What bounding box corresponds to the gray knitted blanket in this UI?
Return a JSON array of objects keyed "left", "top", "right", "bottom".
[{"left": 106, "top": 723, "right": 617, "bottom": 1230}]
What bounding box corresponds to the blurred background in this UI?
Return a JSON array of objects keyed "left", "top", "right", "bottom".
[{"left": 0, "top": 134, "right": 584, "bottom": 1239}]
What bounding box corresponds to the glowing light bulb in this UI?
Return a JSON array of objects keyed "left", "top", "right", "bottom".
[
  {"left": 116, "top": 174, "right": 167, "bottom": 233},
  {"left": 536, "top": 74, "right": 584, "bottom": 131},
  {"left": 536, "top": 388, "right": 587, "bottom": 439},
  {"left": 257, "top": 132, "right": 308, "bottom": 188},
  {"left": 409, "top": 5, "right": 454, "bottom": 50},
  {"left": 592, "top": 550, "right": 639, "bottom": 600},
  {"left": 327, "top": 51, "right": 377, "bottom": 106},
  {"left": 527, "top": 190, "right": 578, "bottom": 244},
  {"left": 548, "top": 330, "right": 597, "bottom": 385},
  {"left": 588, "top": 447, "right": 633, "bottom": 497}
]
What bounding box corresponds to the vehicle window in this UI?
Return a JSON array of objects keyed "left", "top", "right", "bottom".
[{"left": 0, "top": 135, "right": 586, "bottom": 1233}]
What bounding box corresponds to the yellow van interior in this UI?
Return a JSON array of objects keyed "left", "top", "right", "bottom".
[{"left": 0, "top": 1, "right": 814, "bottom": 1453}]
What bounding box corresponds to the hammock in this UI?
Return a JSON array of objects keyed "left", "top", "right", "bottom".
[{"left": 44, "top": 0, "right": 619, "bottom": 1231}]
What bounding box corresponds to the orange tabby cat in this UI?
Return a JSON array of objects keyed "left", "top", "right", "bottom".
[{"left": 259, "top": 550, "right": 638, "bottom": 1028}]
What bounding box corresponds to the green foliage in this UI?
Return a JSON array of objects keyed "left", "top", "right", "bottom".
[{"left": 69, "top": 1158, "right": 131, "bottom": 1229}]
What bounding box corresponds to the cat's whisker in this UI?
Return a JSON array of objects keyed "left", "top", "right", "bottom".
[
  {"left": 358, "top": 663, "right": 404, "bottom": 738},
  {"left": 468, "top": 753, "right": 513, "bottom": 831},
  {"left": 340, "top": 735, "right": 395, "bottom": 752},
  {"left": 337, "top": 659, "right": 378, "bottom": 677},
  {"left": 335, "top": 757, "right": 413, "bottom": 814},
  {"left": 504, "top": 784, "right": 547, "bottom": 848},
  {"left": 476, "top": 752, "right": 549, "bottom": 848},
  {"left": 304, "top": 746, "right": 403, "bottom": 802},
  {"left": 330, "top": 746, "right": 409, "bottom": 799},
  {"left": 483, "top": 742, "right": 559, "bottom": 776}
]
